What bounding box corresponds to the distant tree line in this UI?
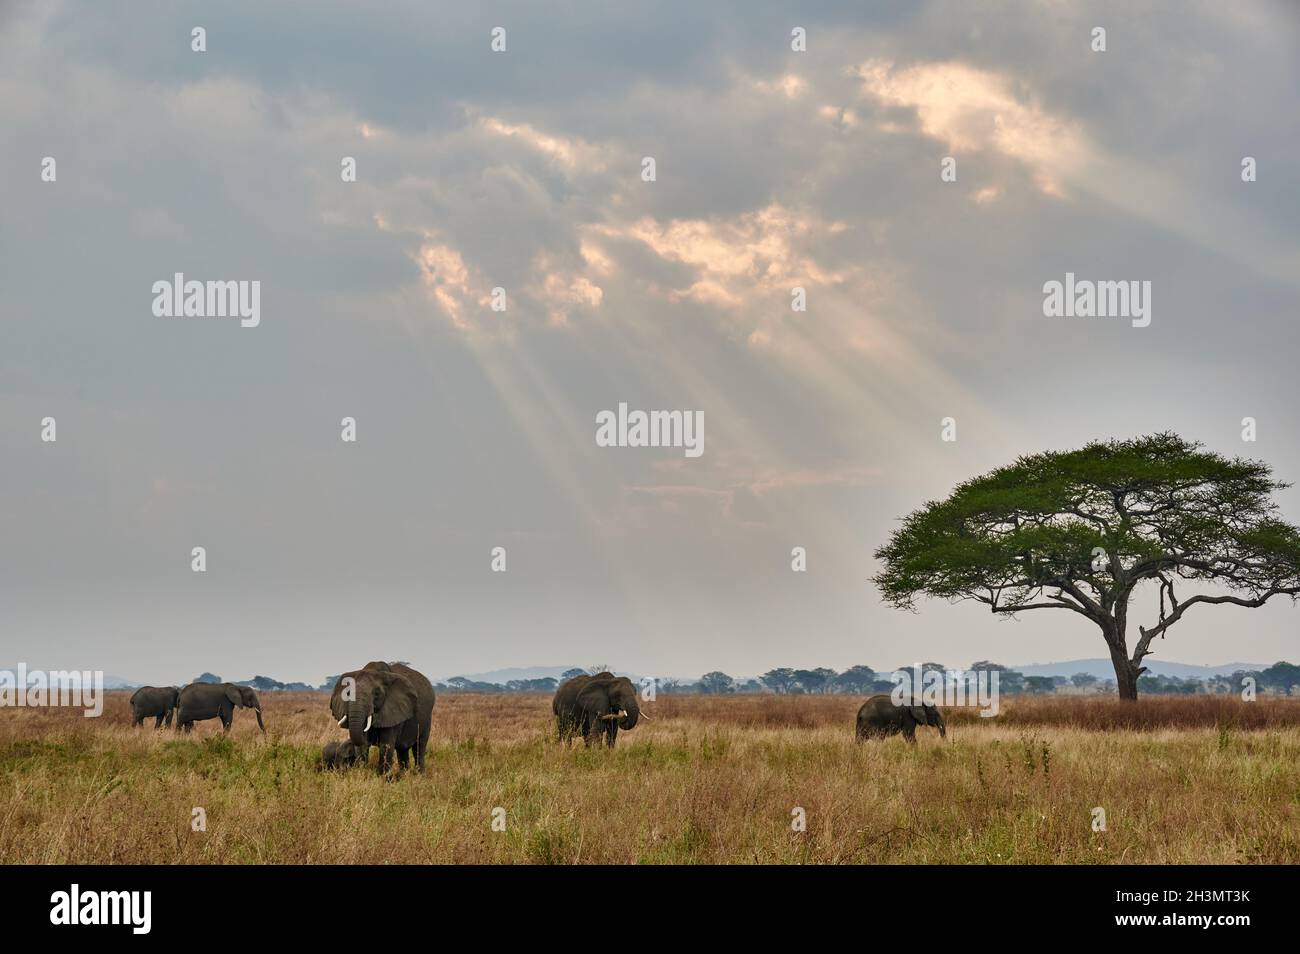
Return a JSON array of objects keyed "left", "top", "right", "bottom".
[
  {"left": 190, "top": 672, "right": 323, "bottom": 692},
  {"left": 185, "top": 661, "right": 1300, "bottom": 696}
]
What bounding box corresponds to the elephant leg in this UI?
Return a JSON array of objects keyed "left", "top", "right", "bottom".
[
  {"left": 605, "top": 723, "right": 617, "bottom": 748},
  {"left": 153, "top": 714, "right": 164, "bottom": 729},
  {"left": 164, "top": 710, "right": 174, "bottom": 728},
  {"left": 381, "top": 728, "right": 401, "bottom": 774},
  {"left": 902, "top": 724, "right": 917, "bottom": 744},
  {"left": 396, "top": 747, "right": 410, "bottom": 770}
]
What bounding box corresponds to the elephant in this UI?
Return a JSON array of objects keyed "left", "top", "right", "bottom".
[
  {"left": 328, "top": 662, "right": 435, "bottom": 775},
  {"left": 129, "top": 686, "right": 180, "bottom": 728},
  {"left": 319, "top": 740, "right": 365, "bottom": 770},
  {"left": 856, "top": 694, "right": 946, "bottom": 743},
  {"left": 175, "top": 682, "right": 265, "bottom": 734},
  {"left": 552, "top": 671, "right": 642, "bottom": 748}
]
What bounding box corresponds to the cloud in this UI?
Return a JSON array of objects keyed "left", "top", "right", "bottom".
[
  {"left": 478, "top": 114, "right": 612, "bottom": 175},
  {"left": 414, "top": 241, "right": 476, "bottom": 328},
  {"left": 854, "top": 58, "right": 1089, "bottom": 196},
  {"left": 592, "top": 204, "right": 849, "bottom": 310}
]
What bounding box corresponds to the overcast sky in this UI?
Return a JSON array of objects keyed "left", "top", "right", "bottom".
[{"left": 2, "top": 1, "right": 1298, "bottom": 684}]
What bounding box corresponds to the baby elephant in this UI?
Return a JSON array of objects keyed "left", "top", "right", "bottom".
[
  {"left": 130, "top": 686, "right": 180, "bottom": 729},
  {"left": 856, "top": 694, "right": 946, "bottom": 744},
  {"left": 319, "top": 740, "right": 366, "bottom": 770}
]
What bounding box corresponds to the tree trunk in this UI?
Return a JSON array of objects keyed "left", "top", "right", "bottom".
[{"left": 1107, "top": 644, "right": 1141, "bottom": 700}]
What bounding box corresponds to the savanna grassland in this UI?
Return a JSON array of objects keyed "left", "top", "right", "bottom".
[{"left": 2, "top": 692, "right": 1298, "bottom": 864}]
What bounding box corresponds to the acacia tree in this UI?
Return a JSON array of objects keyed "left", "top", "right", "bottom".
[{"left": 873, "top": 434, "right": 1300, "bottom": 699}]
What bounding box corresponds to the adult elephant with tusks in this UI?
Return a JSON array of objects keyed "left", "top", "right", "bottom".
[
  {"left": 329, "top": 662, "right": 435, "bottom": 775},
  {"left": 552, "top": 671, "right": 645, "bottom": 748},
  {"left": 175, "top": 683, "right": 265, "bottom": 734},
  {"left": 855, "top": 693, "right": 945, "bottom": 744}
]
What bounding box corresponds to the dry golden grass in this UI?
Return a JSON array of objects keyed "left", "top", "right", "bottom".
[{"left": 1, "top": 692, "right": 1297, "bottom": 864}]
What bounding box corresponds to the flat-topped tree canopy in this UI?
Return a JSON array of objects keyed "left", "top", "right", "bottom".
[{"left": 873, "top": 433, "right": 1300, "bottom": 699}]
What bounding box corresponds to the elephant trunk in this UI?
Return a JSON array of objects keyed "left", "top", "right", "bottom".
[
  {"left": 347, "top": 701, "right": 371, "bottom": 748},
  {"left": 255, "top": 707, "right": 266, "bottom": 733},
  {"left": 618, "top": 697, "right": 640, "bottom": 731}
]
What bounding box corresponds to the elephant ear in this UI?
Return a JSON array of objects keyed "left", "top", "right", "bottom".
[
  {"left": 224, "top": 684, "right": 242, "bottom": 706},
  {"left": 613, "top": 677, "right": 638, "bottom": 705},
  {"left": 373, "top": 673, "right": 417, "bottom": 728},
  {"left": 129, "top": 689, "right": 142, "bottom": 705},
  {"left": 908, "top": 705, "right": 927, "bottom": 723},
  {"left": 328, "top": 672, "right": 359, "bottom": 720}
]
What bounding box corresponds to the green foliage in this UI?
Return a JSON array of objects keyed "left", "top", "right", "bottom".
[
  {"left": 876, "top": 433, "right": 1300, "bottom": 627},
  {"left": 875, "top": 433, "right": 1299, "bottom": 612}
]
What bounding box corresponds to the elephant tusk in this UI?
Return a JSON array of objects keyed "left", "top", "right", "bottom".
[
  {"left": 638, "top": 711, "right": 651, "bottom": 721},
  {"left": 600, "top": 714, "right": 618, "bottom": 720},
  {"left": 337, "top": 716, "right": 347, "bottom": 727},
  {"left": 363, "top": 715, "right": 372, "bottom": 732}
]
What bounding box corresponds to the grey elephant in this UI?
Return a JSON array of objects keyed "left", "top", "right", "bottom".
[
  {"left": 328, "top": 662, "right": 435, "bottom": 775},
  {"left": 856, "top": 694, "right": 946, "bottom": 743},
  {"left": 129, "top": 686, "right": 180, "bottom": 728},
  {"left": 552, "top": 671, "right": 642, "bottom": 748},
  {"left": 175, "top": 682, "right": 265, "bottom": 734},
  {"left": 319, "top": 740, "right": 365, "bottom": 770}
]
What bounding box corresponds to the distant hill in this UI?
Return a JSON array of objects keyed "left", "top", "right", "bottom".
[{"left": 1010, "top": 659, "right": 1267, "bottom": 680}]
